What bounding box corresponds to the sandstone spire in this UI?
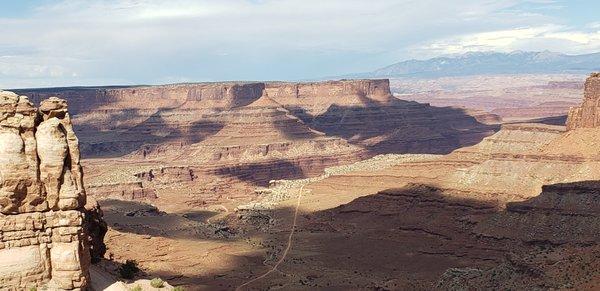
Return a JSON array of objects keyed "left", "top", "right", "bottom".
[
  {"left": 0, "top": 90, "right": 91, "bottom": 290},
  {"left": 566, "top": 73, "right": 600, "bottom": 130}
]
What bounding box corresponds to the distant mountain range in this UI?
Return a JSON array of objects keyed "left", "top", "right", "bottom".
[{"left": 342, "top": 51, "right": 600, "bottom": 78}]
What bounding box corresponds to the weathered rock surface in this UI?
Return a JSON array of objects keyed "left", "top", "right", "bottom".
[
  {"left": 566, "top": 73, "right": 600, "bottom": 129},
  {"left": 0, "top": 91, "right": 96, "bottom": 290}
]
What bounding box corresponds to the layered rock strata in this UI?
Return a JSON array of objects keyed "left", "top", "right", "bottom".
[
  {"left": 14, "top": 79, "right": 495, "bottom": 158},
  {"left": 14, "top": 80, "right": 497, "bottom": 205},
  {"left": 0, "top": 91, "right": 91, "bottom": 290},
  {"left": 566, "top": 73, "right": 600, "bottom": 130}
]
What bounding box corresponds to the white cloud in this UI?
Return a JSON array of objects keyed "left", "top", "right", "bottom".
[
  {"left": 415, "top": 24, "right": 600, "bottom": 56},
  {"left": 588, "top": 22, "right": 600, "bottom": 29}
]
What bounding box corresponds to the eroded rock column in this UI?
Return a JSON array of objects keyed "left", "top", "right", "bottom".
[
  {"left": 0, "top": 91, "right": 90, "bottom": 290},
  {"left": 566, "top": 72, "right": 600, "bottom": 130}
]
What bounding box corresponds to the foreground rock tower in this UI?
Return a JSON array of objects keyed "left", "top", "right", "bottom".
[
  {"left": 566, "top": 72, "right": 600, "bottom": 130},
  {"left": 0, "top": 90, "right": 89, "bottom": 289}
]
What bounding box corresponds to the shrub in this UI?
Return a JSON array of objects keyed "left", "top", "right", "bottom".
[
  {"left": 150, "top": 278, "right": 165, "bottom": 288},
  {"left": 119, "top": 260, "right": 140, "bottom": 279},
  {"left": 29, "top": 287, "right": 37, "bottom": 291},
  {"left": 173, "top": 287, "right": 185, "bottom": 291},
  {"left": 130, "top": 285, "right": 142, "bottom": 291}
]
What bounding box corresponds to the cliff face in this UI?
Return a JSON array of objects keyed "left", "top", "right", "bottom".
[
  {"left": 16, "top": 79, "right": 493, "bottom": 158},
  {"left": 566, "top": 73, "right": 600, "bottom": 130},
  {"left": 22, "top": 82, "right": 266, "bottom": 113},
  {"left": 0, "top": 91, "right": 92, "bottom": 290},
  {"left": 20, "top": 80, "right": 388, "bottom": 114},
  {"left": 265, "top": 79, "right": 392, "bottom": 110}
]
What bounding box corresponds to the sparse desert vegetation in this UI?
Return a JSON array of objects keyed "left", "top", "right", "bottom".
[{"left": 150, "top": 278, "right": 165, "bottom": 288}]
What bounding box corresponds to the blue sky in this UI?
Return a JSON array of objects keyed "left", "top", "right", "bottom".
[{"left": 1, "top": 0, "right": 599, "bottom": 88}]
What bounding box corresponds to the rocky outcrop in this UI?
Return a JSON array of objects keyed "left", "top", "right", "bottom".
[
  {"left": 566, "top": 73, "right": 600, "bottom": 130},
  {"left": 0, "top": 91, "right": 94, "bottom": 290}
]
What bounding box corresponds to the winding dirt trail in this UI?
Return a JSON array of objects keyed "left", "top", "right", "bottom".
[{"left": 235, "top": 185, "right": 305, "bottom": 291}]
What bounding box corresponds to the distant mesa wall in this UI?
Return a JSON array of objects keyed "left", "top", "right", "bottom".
[
  {"left": 14, "top": 79, "right": 401, "bottom": 157},
  {"left": 16, "top": 88, "right": 109, "bottom": 115},
  {"left": 15, "top": 79, "right": 493, "bottom": 159},
  {"left": 265, "top": 79, "right": 393, "bottom": 108},
  {"left": 19, "top": 83, "right": 266, "bottom": 113},
  {"left": 0, "top": 91, "right": 92, "bottom": 290},
  {"left": 566, "top": 73, "right": 600, "bottom": 130},
  {"left": 17, "top": 80, "right": 389, "bottom": 114}
]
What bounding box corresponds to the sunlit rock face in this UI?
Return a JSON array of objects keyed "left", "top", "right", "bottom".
[
  {"left": 0, "top": 91, "right": 91, "bottom": 290},
  {"left": 566, "top": 73, "right": 600, "bottom": 130}
]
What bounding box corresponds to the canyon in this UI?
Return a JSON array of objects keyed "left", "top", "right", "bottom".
[
  {"left": 14, "top": 79, "right": 497, "bottom": 210},
  {"left": 2, "top": 74, "right": 599, "bottom": 290}
]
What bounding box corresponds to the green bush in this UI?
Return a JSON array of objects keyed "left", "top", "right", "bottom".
[
  {"left": 173, "top": 287, "right": 185, "bottom": 291},
  {"left": 130, "top": 285, "right": 142, "bottom": 291},
  {"left": 119, "top": 260, "right": 140, "bottom": 279},
  {"left": 29, "top": 287, "right": 37, "bottom": 291},
  {"left": 150, "top": 277, "right": 165, "bottom": 288}
]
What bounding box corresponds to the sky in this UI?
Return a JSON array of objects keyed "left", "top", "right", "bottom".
[{"left": 1, "top": 0, "right": 599, "bottom": 88}]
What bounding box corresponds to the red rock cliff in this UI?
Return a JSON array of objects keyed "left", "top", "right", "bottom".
[
  {"left": 20, "top": 82, "right": 266, "bottom": 113},
  {"left": 265, "top": 79, "right": 392, "bottom": 110},
  {"left": 566, "top": 73, "right": 600, "bottom": 130}
]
